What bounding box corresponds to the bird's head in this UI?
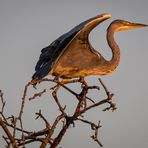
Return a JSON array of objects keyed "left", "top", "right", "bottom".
[{"left": 108, "top": 20, "right": 148, "bottom": 32}]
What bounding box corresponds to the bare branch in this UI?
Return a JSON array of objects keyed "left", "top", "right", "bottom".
[
  {"left": 77, "top": 118, "right": 103, "bottom": 147},
  {"left": 52, "top": 91, "right": 67, "bottom": 116},
  {"left": 29, "top": 89, "right": 46, "bottom": 101},
  {"left": 0, "top": 117, "right": 18, "bottom": 148},
  {"left": 0, "top": 77, "right": 116, "bottom": 147},
  {"left": 40, "top": 113, "right": 65, "bottom": 147},
  {"left": 0, "top": 90, "right": 6, "bottom": 114},
  {"left": 18, "top": 82, "right": 31, "bottom": 119},
  {"left": 35, "top": 109, "right": 51, "bottom": 128}
]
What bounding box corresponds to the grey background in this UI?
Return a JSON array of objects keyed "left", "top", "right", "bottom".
[{"left": 0, "top": 0, "right": 148, "bottom": 148}]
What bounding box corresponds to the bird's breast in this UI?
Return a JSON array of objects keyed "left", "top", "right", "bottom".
[{"left": 51, "top": 64, "right": 114, "bottom": 79}]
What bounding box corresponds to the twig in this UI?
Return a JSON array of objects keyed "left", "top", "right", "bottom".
[
  {"left": 0, "top": 77, "right": 116, "bottom": 147},
  {"left": 35, "top": 109, "right": 51, "bottom": 128},
  {"left": 29, "top": 89, "right": 46, "bottom": 101},
  {"left": 18, "top": 82, "right": 31, "bottom": 119},
  {"left": 3, "top": 121, "right": 30, "bottom": 134},
  {"left": 0, "top": 117, "right": 18, "bottom": 148},
  {"left": 77, "top": 118, "right": 103, "bottom": 147},
  {"left": 29, "top": 85, "right": 58, "bottom": 101},
  {"left": 11, "top": 116, "right": 17, "bottom": 140},
  {"left": 50, "top": 79, "right": 89, "bottom": 147},
  {"left": 16, "top": 81, "right": 31, "bottom": 147},
  {"left": 18, "top": 138, "right": 44, "bottom": 146},
  {"left": 99, "top": 78, "right": 116, "bottom": 111},
  {"left": 91, "top": 121, "right": 103, "bottom": 147},
  {"left": 50, "top": 116, "right": 77, "bottom": 148},
  {"left": 0, "top": 89, "right": 6, "bottom": 114},
  {"left": 52, "top": 91, "right": 67, "bottom": 116},
  {"left": 40, "top": 113, "right": 65, "bottom": 147}
]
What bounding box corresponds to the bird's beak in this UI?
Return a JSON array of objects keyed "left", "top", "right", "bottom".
[
  {"left": 130, "top": 22, "right": 148, "bottom": 29},
  {"left": 118, "top": 22, "right": 148, "bottom": 31}
]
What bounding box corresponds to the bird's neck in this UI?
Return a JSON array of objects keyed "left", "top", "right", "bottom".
[{"left": 106, "top": 26, "right": 120, "bottom": 73}]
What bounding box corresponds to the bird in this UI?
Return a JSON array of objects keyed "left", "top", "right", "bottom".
[{"left": 32, "top": 13, "right": 147, "bottom": 84}]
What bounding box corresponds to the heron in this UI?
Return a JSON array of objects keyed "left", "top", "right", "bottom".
[{"left": 32, "top": 13, "right": 147, "bottom": 86}]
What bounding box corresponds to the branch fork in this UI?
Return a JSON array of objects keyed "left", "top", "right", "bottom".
[{"left": 0, "top": 77, "right": 116, "bottom": 147}]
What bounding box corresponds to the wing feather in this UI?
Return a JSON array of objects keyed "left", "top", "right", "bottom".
[{"left": 32, "top": 14, "right": 111, "bottom": 79}]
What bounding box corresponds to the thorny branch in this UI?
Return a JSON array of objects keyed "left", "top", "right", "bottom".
[
  {"left": 0, "top": 78, "right": 116, "bottom": 147},
  {"left": 77, "top": 118, "right": 103, "bottom": 147},
  {"left": 35, "top": 110, "right": 51, "bottom": 128},
  {"left": 0, "top": 90, "right": 6, "bottom": 114}
]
